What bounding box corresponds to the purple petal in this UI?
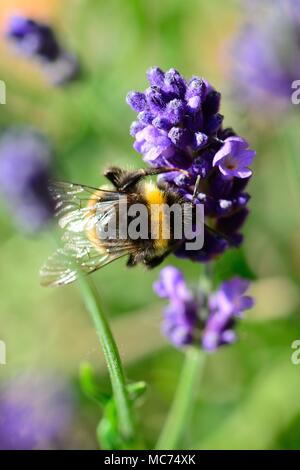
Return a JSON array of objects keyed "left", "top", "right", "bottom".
[
  {"left": 144, "top": 146, "right": 164, "bottom": 163},
  {"left": 164, "top": 99, "right": 186, "bottom": 125},
  {"left": 220, "top": 329, "right": 236, "bottom": 345},
  {"left": 238, "top": 295, "right": 255, "bottom": 312},
  {"left": 153, "top": 266, "right": 190, "bottom": 300},
  {"left": 164, "top": 68, "right": 186, "bottom": 96},
  {"left": 212, "top": 143, "right": 231, "bottom": 165},
  {"left": 147, "top": 66, "right": 165, "bottom": 87},
  {"left": 145, "top": 86, "right": 168, "bottom": 112},
  {"left": 126, "top": 91, "right": 147, "bottom": 112},
  {"left": 152, "top": 116, "right": 171, "bottom": 131},
  {"left": 235, "top": 168, "right": 253, "bottom": 178},
  {"left": 138, "top": 110, "right": 154, "bottom": 125},
  {"left": 237, "top": 149, "right": 256, "bottom": 167},
  {"left": 186, "top": 76, "right": 206, "bottom": 100},
  {"left": 187, "top": 95, "right": 202, "bottom": 112},
  {"left": 218, "top": 164, "right": 236, "bottom": 178},
  {"left": 202, "top": 331, "right": 219, "bottom": 351},
  {"left": 130, "top": 121, "right": 145, "bottom": 137},
  {"left": 168, "top": 127, "right": 191, "bottom": 148},
  {"left": 193, "top": 132, "right": 209, "bottom": 150},
  {"left": 226, "top": 136, "right": 249, "bottom": 151}
]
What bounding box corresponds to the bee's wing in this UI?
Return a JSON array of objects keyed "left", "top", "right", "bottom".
[
  {"left": 40, "top": 244, "right": 129, "bottom": 287},
  {"left": 40, "top": 182, "right": 136, "bottom": 287}
]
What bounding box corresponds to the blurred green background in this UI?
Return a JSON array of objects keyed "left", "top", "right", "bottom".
[{"left": 0, "top": 0, "right": 300, "bottom": 450}]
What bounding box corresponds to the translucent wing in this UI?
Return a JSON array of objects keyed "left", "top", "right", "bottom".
[{"left": 40, "top": 182, "right": 136, "bottom": 287}]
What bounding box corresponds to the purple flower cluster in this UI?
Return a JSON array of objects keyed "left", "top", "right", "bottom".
[
  {"left": 127, "top": 68, "right": 256, "bottom": 261},
  {"left": 0, "top": 129, "right": 55, "bottom": 233},
  {"left": 154, "top": 267, "right": 254, "bottom": 352},
  {"left": 6, "top": 16, "right": 79, "bottom": 86}
]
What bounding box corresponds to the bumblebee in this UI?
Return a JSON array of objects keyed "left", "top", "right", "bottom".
[
  {"left": 41, "top": 166, "right": 230, "bottom": 287},
  {"left": 40, "top": 166, "right": 195, "bottom": 286}
]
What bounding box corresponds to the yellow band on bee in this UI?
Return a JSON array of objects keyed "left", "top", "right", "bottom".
[{"left": 144, "top": 182, "right": 169, "bottom": 250}]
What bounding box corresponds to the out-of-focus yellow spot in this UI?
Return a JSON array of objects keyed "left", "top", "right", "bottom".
[
  {"left": 0, "top": 1, "right": 65, "bottom": 89},
  {"left": 0, "top": 0, "right": 61, "bottom": 30}
]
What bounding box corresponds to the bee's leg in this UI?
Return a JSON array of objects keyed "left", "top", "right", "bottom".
[
  {"left": 143, "top": 246, "right": 176, "bottom": 269},
  {"left": 126, "top": 252, "right": 166, "bottom": 269},
  {"left": 126, "top": 251, "right": 149, "bottom": 268},
  {"left": 144, "top": 256, "right": 166, "bottom": 269},
  {"left": 126, "top": 254, "right": 137, "bottom": 268}
]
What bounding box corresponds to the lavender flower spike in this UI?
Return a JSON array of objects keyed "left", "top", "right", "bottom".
[
  {"left": 6, "top": 15, "right": 80, "bottom": 86},
  {"left": 154, "top": 266, "right": 199, "bottom": 348},
  {"left": 127, "top": 67, "right": 256, "bottom": 261},
  {"left": 0, "top": 129, "right": 55, "bottom": 233},
  {"left": 213, "top": 137, "right": 256, "bottom": 179}
]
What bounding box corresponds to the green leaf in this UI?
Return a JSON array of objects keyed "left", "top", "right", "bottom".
[
  {"left": 79, "top": 361, "right": 110, "bottom": 407},
  {"left": 96, "top": 384, "right": 147, "bottom": 450},
  {"left": 127, "top": 381, "right": 147, "bottom": 402}
]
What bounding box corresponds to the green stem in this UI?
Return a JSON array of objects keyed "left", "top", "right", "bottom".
[
  {"left": 156, "top": 264, "right": 212, "bottom": 450},
  {"left": 78, "top": 276, "right": 136, "bottom": 442},
  {"left": 155, "top": 347, "right": 206, "bottom": 450}
]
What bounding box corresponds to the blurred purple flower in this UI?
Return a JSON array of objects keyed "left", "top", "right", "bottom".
[
  {"left": 154, "top": 268, "right": 254, "bottom": 351},
  {"left": 202, "top": 278, "right": 254, "bottom": 352},
  {"left": 7, "top": 15, "right": 60, "bottom": 61},
  {"left": 127, "top": 67, "right": 256, "bottom": 262},
  {"left": 6, "top": 15, "right": 80, "bottom": 86},
  {"left": 0, "top": 129, "right": 55, "bottom": 233},
  {"left": 245, "top": 0, "right": 300, "bottom": 18},
  {"left": 154, "top": 266, "right": 199, "bottom": 347},
  {"left": 231, "top": 2, "right": 300, "bottom": 109},
  {"left": 0, "top": 373, "right": 74, "bottom": 450}
]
